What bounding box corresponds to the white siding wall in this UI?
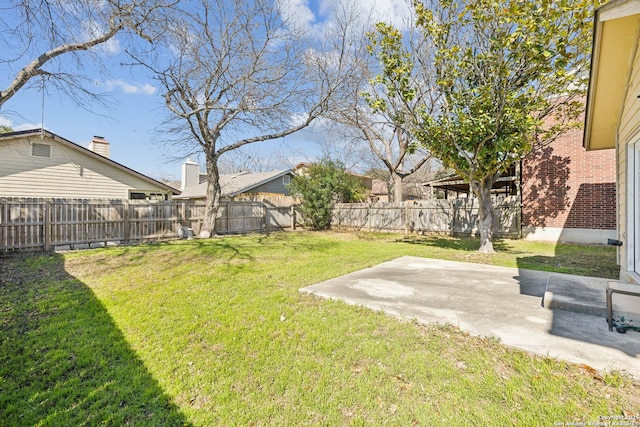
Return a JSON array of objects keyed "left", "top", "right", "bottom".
[
  {"left": 618, "top": 142, "right": 627, "bottom": 268},
  {"left": 619, "top": 39, "right": 640, "bottom": 144},
  {"left": 0, "top": 136, "right": 167, "bottom": 199},
  {"left": 617, "top": 40, "right": 640, "bottom": 282}
]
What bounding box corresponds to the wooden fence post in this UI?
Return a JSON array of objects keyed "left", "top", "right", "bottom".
[
  {"left": 403, "top": 203, "right": 409, "bottom": 234},
  {"left": 451, "top": 200, "right": 457, "bottom": 234},
  {"left": 225, "top": 203, "right": 230, "bottom": 234},
  {"left": 124, "top": 201, "right": 130, "bottom": 244},
  {"left": 44, "top": 200, "right": 51, "bottom": 251},
  {"left": 290, "top": 205, "right": 296, "bottom": 231}
]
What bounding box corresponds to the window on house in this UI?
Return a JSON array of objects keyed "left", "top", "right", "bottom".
[
  {"left": 282, "top": 175, "right": 291, "bottom": 185},
  {"left": 129, "top": 191, "right": 168, "bottom": 201},
  {"left": 32, "top": 143, "right": 51, "bottom": 158}
]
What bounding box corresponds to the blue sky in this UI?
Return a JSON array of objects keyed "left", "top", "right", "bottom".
[
  {"left": 0, "top": 66, "right": 183, "bottom": 179},
  {"left": 0, "top": 0, "right": 410, "bottom": 182}
]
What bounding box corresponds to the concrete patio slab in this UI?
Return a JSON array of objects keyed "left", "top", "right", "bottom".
[{"left": 300, "top": 256, "right": 640, "bottom": 378}]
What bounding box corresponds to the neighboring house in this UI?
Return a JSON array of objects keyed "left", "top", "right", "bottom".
[
  {"left": 174, "top": 159, "right": 296, "bottom": 202},
  {"left": 370, "top": 179, "right": 389, "bottom": 203},
  {"left": 291, "top": 162, "right": 312, "bottom": 176},
  {"left": 423, "top": 165, "right": 518, "bottom": 199},
  {"left": 423, "top": 124, "right": 617, "bottom": 245},
  {"left": 0, "top": 129, "right": 179, "bottom": 200},
  {"left": 584, "top": 0, "right": 640, "bottom": 283},
  {"left": 292, "top": 162, "right": 379, "bottom": 201},
  {"left": 521, "top": 108, "right": 617, "bottom": 244}
]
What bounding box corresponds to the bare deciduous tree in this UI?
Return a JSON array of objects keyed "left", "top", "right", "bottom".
[
  {"left": 326, "top": 10, "right": 433, "bottom": 202},
  {"left": 140, "top": 0, "right": 358, "bottom": 237},
  {"left": 217, "top": 147, "right": 283, "bottom": 175},
  {"left": 0, "top": 0, "right": 175, "bottom": 108}
]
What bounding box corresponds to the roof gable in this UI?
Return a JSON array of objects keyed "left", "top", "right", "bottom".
[
  {"left": 0, "top": 129, "right": 180, "bottom": 194},
  {"left": 221, "top": 170, "right": 292, "bottom": 196}
]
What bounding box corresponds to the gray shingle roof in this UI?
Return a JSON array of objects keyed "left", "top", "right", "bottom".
[{"left": 174, "top": 169, "right": 293, "bottom": 199}]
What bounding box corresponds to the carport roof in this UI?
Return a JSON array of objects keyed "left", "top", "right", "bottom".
[{"left": 422, "top": 165, "right": 517, "bottom": 196}]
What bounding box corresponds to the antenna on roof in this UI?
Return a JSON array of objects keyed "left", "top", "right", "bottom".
[{"left": 40, "top": 75, "right": 45, "bottom": 140}]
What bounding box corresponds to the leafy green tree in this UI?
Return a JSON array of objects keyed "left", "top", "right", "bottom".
[
  {"left": 288, "top": 159, "right": 367, "bottom": 230},
  {"left": 369, "top": 0, "right": 600, "bottom": 253},
  {"left": 0, "top": 125, "right": 13, "bottom": 133}
]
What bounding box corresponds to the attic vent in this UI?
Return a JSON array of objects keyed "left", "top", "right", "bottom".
[{"left": 32, "top": 143, "right": 51, "bottom": 158}]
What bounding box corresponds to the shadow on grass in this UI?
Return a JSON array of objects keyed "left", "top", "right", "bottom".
[
  {"left": 114, "top": 239, "right": 256, "bottom": 264},
  {"left": 256, "top": 231, "right": 342, "bottom": 252},
  {"left": 517, "top": 245, "right": 620, "bottom": 280},
  {"left": 107, "top": 233, "right": 342, "bottom": 264},
  {"left": 0, "top": 252, "right": 190, "bottom": 426},
  {"left": 397, "top": 235, "right": 510, "bottom": 252}
]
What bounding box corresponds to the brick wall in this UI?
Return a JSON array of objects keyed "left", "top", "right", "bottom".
[{"left": 521, "top": 119, "right": 616, "bottom": 230}]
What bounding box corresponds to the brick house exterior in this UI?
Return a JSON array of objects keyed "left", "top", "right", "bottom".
[{"left": 521, "top": 113, "right": 616, "bottom": 244}]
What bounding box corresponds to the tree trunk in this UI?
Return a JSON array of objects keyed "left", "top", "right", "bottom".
[
  {"left": 390, "top": 172, "right": 403, "bottom": 202},
  {"left": 470, "top": 174, "right": 499, "bottom": 254},
  {"left": 200, "top": 156, "right": 222, "bottom": 238}
]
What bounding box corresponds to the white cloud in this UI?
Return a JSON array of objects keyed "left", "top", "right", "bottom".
[
  {"left": 353, "top": 0, "right": 412, "bottom": 29},
  {"left": 0, "top": 117, "right": 12, "bottom": 127},
  {"left": 286, "top": 0, "right": 412, "bottom": 35},
  {"left": 288, "top": 112, "right": 332, "bottom": 130},
  {"left": 278, "top": 0, "right": 316, "bottom": 30},
  {"left": 100, "top": 38, "right": 121, "bottom": 54},
  {"left": 0, "top": 116, "right": 44, "bottom": 131},
  {"left": 104, "top": 79, "right": 157, "bottom": 95},
  {"left": 15, "top": 123, "right": 42, "bottom": 131},
  {"left": 82, "top": 19, "right": 121, "bottom": 54},
  {"left": 288, "top": 112, "right": 310, "bottom": 127},
  {"left": 166, "top": 21, "right": 197, "bottom": 56}
]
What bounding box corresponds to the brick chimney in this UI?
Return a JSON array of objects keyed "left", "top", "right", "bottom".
[
  {"left": 181, "top": 159, "right": 200, "bottom": 190},
  {"left": 88, "top": 135, "right": 110, "bottom": 158}
]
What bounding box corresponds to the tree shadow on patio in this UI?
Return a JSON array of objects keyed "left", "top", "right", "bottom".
[{"left": 0, "top": 252, "right": 191, "bottom": 426}]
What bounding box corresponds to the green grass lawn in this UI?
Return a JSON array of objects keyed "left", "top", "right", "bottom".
[{"left": 1, "top": 232, "right": 637, "bottom": 425}]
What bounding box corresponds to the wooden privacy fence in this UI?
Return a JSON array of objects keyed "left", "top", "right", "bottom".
[
  {"left": 2, "top": 196, "right": 520, "bottom": 251},
  {"left": 0, "top": 198, "right": 297, "bottom": 251},
  {"left": 332, "top": 197, "right": 521, "bottom": 237}
]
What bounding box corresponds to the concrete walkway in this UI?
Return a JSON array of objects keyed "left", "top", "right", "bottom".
[{"left": 300, "top": 256, "right": 640, "bottom": 378}]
